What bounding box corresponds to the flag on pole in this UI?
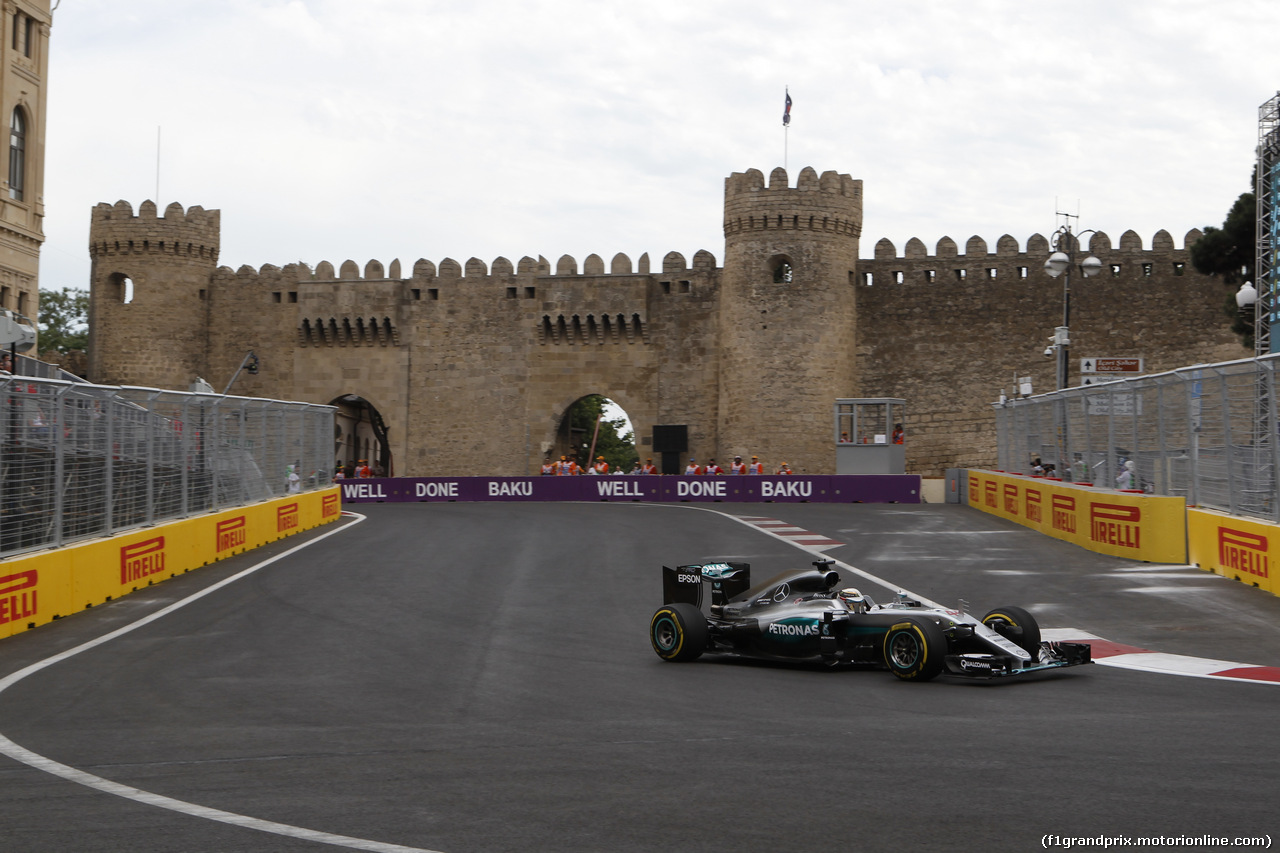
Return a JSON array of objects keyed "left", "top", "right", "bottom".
[{"left": 783, "top": 90, "right": 792, "bottom": 126}]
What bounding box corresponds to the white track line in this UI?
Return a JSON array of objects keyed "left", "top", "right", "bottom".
[{"left": 0, "top": 512, "right": 445, "bottom": 853}]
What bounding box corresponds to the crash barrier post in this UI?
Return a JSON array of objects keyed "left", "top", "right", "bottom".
[
  {"left": 0, "top": 488, "right": 341, "bottom": 639},
  {"left": 336, "top": 474, "right": 922, "bottom": 504},
  {"left": 1187, "top": 508, "right": 1279, "bottom": 596},
  {"left": 964, "top": 469, "right": 1187, "bottom": 564}
]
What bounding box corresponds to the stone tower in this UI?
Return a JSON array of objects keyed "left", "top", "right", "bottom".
[
  {"left": 87, "top": 201, "right": 220, "bottom": 388},
  {"left": 718, "top": 167, "right": 863, "bottom": 473}
]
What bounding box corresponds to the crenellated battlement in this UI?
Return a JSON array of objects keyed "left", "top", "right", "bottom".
[
  {"left": 212, "top": 249, "right": 724, "bottom": 284},
  {"left": 869, "top": 228, "right": 1205, "bottom": 261},
  {"left": 724, "top": 167, "right": 863, "bottom": 241},
  {"left": 88, "top": 199, "right": 221, "bottom": 263}
]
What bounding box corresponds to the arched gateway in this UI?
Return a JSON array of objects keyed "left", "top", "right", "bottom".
[{"left": 86, "top": 169, "right": 1238, "bottom": 477}]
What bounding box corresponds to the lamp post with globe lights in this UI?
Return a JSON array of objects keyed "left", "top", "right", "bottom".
[{"left": 1043, "top": 225, "right": 1103, "bottom": 390}]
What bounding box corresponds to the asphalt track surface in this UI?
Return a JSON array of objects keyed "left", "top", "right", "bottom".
[{"left": 1, "top": 501, "right": 1279, "bottom": 853}]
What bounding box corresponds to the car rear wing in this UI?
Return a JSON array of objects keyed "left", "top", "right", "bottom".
[{"left": 662, "top": 562, "right": 751, "bottom": 609}]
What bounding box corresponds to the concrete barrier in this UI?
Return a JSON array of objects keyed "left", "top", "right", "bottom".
[
  {"left": 1188, "top": 507, "right": 1278, "bottom": 595},
  {"left": 964, "top": 469, "right": 1187, "bottom": 564},
  {"left": 0, "top": 488, "right": 342, "bottom": 638}
]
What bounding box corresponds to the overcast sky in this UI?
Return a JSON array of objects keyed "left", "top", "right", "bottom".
[{"left": 37, "top": 0, "right": 1280, "bottom": 294}]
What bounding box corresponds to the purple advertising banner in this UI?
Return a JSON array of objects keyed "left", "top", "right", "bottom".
[{"left": 339, "top": 475, "right": 920, "bottom": 504}]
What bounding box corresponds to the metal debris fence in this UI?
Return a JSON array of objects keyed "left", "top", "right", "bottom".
[
  {"left": 995, "top": 354, "right": 1280, "bottom": 523},
  {"left": 0, "top": 376, "right": 336, "bottom": 557}
]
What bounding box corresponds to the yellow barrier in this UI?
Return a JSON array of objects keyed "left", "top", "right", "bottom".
[
  {"left": 1187, "top": 507, "right": 1279, "bottom": 595},
  {"left": 0, "top": 488, "right": 342, "bottom": 639},
  {"left": 966, "top": 470, "right": 1187, "bottom": 564}
]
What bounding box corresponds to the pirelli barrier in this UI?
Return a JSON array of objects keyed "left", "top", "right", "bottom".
[
  {"left": 337, "top": 474, "right": 922, "bottom": 504},
  {"left": 1187, "top": 508, "right": 1279, "bottom": 596},
  {"left": 0, "top": 488, "right": 342, "bottom": 639},
  {"left": 964, "top": 469, "right": 1187, "bottom": 564}
]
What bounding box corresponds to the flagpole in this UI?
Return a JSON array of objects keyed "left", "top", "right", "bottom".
[{"left": 782, "top": 86, "right": 791, "bottom": 171}]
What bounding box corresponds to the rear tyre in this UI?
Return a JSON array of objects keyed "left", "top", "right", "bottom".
[
  {"left": 882, "top": 617, "right": 945, "bottom": 681},
  {"left": 650, "top": 603, "right": 708, "bottom": 662},
  {"left": 981, "top": 606, "right": 1041, "bottom": 656}
]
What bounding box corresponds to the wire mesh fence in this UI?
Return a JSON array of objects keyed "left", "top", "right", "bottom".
[
  {"left": 995, "top": 354, "right": 1280, "bottom": 522},
  {"left": 0, "top": 376, "right": 336, "bottom": 557}
]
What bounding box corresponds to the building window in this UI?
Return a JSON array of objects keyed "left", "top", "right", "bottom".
[
  {"left": 769, "top": 254, "right": 794, "bottom": 283},
  {"left": 13, "top": 11, "right": 32, "bottom": 58},
  {"left": 8, "top": 107, "right": 24, "bottom": 201}
]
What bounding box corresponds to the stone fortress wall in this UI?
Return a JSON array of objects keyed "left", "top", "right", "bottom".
[{"left": 86, "top": 168, "right": 1242, "bottom": 478}]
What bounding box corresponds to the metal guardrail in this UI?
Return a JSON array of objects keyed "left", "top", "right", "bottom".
[
  {"left": 0, "top": 375, "right": 336, "bottom": 557},
  {"left": 995, "top": 354, "right": 1280, "bottom": 523}
]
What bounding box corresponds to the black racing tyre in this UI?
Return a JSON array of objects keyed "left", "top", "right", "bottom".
[
  {"left": 882, "top": 617, "right": 945, "bottom": 682},
  {"left": 650, "top": 603, "right": 709, "bottom": 662},
  {"left": 981, "top": 606, "right": 1041, "bottom": 656}
]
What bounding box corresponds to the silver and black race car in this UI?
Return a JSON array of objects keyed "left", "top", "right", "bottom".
[{"left": 649, "top": 559, "right": 1091, "bottom": 681}]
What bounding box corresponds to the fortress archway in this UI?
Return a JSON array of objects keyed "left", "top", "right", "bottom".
[
  {"left": 331, "top": 394, "right": 393, "bottom": 477},
  {"left": 550, "top": 395, "right": 638, "bottom": 473}
]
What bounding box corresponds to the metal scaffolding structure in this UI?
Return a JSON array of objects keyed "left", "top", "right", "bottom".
[{"left": 1256, "top": 92, "right": 1280, "bottom": 355}]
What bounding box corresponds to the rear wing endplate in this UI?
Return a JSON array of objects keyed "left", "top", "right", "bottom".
[{"left": 662, "top": 562, "right": 751, "bottom": 608}]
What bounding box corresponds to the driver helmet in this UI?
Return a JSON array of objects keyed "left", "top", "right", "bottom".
[{"left": 838, "top": 587, "right": 866, "bottom": 611}]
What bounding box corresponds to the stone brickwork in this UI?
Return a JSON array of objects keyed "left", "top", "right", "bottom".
[{"left": 86, "top": 168, "right": 1244, "bottom": 477}]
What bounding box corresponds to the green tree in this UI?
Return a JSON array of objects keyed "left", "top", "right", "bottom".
[
  {"left": 37, "top": 287, "right": 89, "bottom": 353},
  {"left": 565, "top": 395, "right": 638, "bottom": 472},
  {"left": 1190, "top": 178, "right": 1256, "bottom": 347}
]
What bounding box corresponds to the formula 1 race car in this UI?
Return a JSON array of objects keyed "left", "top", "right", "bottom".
[{"left": 649, "top": 559, "right": 1091, "bottom": 681}]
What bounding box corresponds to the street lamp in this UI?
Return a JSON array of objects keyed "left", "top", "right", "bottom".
[
  {"left": 1043, "top": 228, "right": 1103, "bottom": 389},
  {"left": 1237, "top": 280, "right": 1259, "bottom": 345}
]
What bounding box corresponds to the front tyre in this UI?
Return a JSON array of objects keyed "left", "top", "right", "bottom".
[
  {"left": 882, "top": 617, "right": 945, "bottom": 681},
  {"left": 981, "top": 606, "right": 1041, "bottom": 656},
  {"left": 650, "top": 603, "right": 708, "bottom": 662}
]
